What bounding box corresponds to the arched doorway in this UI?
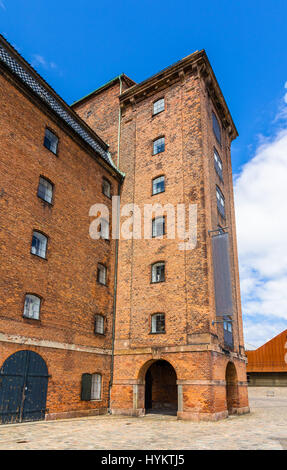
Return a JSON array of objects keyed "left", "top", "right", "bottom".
[
  {"left": 225, "top": 362, "right": 239, "bottom": 415},
  {"left": 144, "top": 360, "right": 177, "bottom": 415},
  {"left": 0, "top": 350, "right": 49, "bottom": 424}
]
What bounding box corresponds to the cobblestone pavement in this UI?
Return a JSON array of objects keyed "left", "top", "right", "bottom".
[{"left": 0, "top": 388, "right": 286, "bottom": 450}]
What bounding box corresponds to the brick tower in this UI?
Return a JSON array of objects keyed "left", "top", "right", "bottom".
[{"left": 73, "top": 51, "right": 249, "bottom": 420}]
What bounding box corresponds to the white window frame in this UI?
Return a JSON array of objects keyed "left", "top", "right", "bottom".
[
  {"left": 151, "top": 313, "right": 165, "bottom": 333},
  {"left": 153, "top": 98, "right": 165, "bottom": 115},
  {"left": 91, "top": 373, "right": 102, "bottom": 400},
  {"left": 151, "top": 262, "right": 165, "bottom": 283}
]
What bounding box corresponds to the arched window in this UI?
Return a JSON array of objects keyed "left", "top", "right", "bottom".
[
  {"left": 216, "top": 186, "right": 225, "bottom": 218},
  {"left": 37, "top": 176, "right": 53, "bottom": 204},
  {"left": 151, "top": 262, "right": 165, "bottom": 283},
  {"left": 23, "top": 294, "right": 41, "bottom": 320},
  {"left": 102, "top": 178, "right": 111, "bottom": 198},
  {"left": 153, "top": 137, "right": 165, "bottom": 155},
  {"left": 98, "top": 218, "right": 109, "bottom": 240},
  {"left": 152, "top": 216, "right": 165, "bottom": 238},
  {"left": 153, "top": 98, "right": 164, "bottom": 115},
  {"left": 151, "top": 313, "right": 165, "bottom": 334},
  {"left": 91, "top": 373, "right": 102, "bottom": 400},
  {"left": 31, "top": 231, "right": 48, "bottom": 258},
  {"left": 95, "top": 314, "right": 105, "bottom": 335},
  {"left": 212, "top": 112, "right": 221, "bottom": 145},
  {"left": 214, "top": 148, "right": 223, "bottom": 180},
  {"left": 152, "top": 176, "right": 165, "bottom": 195},
  {"left": 44, "top": 128, "right": 59, "bottom": 154},
  {"left": 97, "top": 263, "right": 107, "bottom": 285}
]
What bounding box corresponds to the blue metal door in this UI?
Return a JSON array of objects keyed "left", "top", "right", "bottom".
[{"left": 0, "top": 351, "right": 49, "bottom": 424}]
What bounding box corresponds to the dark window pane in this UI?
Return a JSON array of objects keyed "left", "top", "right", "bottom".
[
  {"left": 153, "top": 137, "right": 165, "bottom": 155},
  {"left": 212, "top": 112, "right": 221, "bottom": 145},
  {"left": 44, "top": 129, "right": 58, "bottom": 154},
  {"left": 152, "top": 176, "right": 165, "bottom": 195}
]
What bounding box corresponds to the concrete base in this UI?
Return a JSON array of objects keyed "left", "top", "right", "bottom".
[
  {"left": 46, "top": 407, "right": 107, "bottom": 421},
  {"left": 229, "top": 406, "right": 250, "bottom": 416},
  {"left": 110, "top": 408, "right": 145, "bottom": 417},
  {"left": 177, "top": 410, "right": 228, "bottom": 421}
]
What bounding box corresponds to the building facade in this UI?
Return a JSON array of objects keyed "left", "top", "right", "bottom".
[
  {"left": 0, "top": 34, "right": 249, "bottom": 423},
  {"left": 247, "top": 330, "right": 287, "bottom": 386}
]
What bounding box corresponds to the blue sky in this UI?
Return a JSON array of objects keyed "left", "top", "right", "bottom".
[{"left": 1, "top": 0, "right": 287, "bottom": 348}]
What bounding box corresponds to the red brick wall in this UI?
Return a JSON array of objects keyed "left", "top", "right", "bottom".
[{"left": 0, "top": 71, "right": 119, "bottom": 417}]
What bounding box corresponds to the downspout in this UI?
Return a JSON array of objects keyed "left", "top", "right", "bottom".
[
  {"left": 117, "top": 75, "right": 123, "bottom": 168},
  {"left": 108, "top": 76, "right": 123, "bottom": 412}
]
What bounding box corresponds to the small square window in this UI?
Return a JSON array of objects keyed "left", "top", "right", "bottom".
[
  {"left": 153, "top": 137, "right": 165, "bottom": 155},
  {"left": 44, "top": 128, "right": 58, "bottom": 154},
  {"left": 102, "top": 179, "right": 111, "bottom": 198},
  {"left": 97, "top": 264, "right": 107, "bottom": 285},
  {"left": 23, "top": 294, "right": 41, "bottom": 320},
  {"left": 153, "top": 98, "right": 165, "bottom": 115},
  {"left": 38, "top": 177, "right": 53, "bottom": 204},
  {"left": 152, "top": 176, "right": 165, "bottom": 195},
  {"left": 151, "top": 313, "right": 165, "bottom": 333}
]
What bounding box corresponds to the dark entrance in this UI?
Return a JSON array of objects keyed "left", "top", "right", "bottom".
[
  {"left": 144, "top": 360, "right": 177, "bottom": 414},
  {"left": 226, "top": 362, "right": 239, "bottom": 415},
  {"left": 0, "top": 350, "right": 49, "bottom": 424}
]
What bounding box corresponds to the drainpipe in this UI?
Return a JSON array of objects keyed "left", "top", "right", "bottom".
[
  {"left": 108, "top": 76, "right": 123, "bottom": 412},
  {"left": 116, "top": 75, "right": 123, "bottom": 168}
]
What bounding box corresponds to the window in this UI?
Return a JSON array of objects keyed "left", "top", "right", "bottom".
[
  {"left": 212, "top": 112, "right": 221, "bottom": 145},
  {"left": 216, "top": 186, "right": 225, "bottom": 218},
  {"left": 153, "top": 98, "right": 164, "bottom": 115},
  {"left": 102, "top": 178, "right": 111, "bottom": 198},
  {"left": 153, "top": 137, "right": 165, "bottom": 155},
  {"left": 152, "top": 176, "right": 165, "bottom": 195},
  {"left": 44, "top": 128, "right": 58, "bottom": 154},
  {"left": 23, "top": 294, "right": 41, "bottom": 320},
  {"left": 97, "top": 264, "right": 107, "bottom": 285},
  {"left": 99, "top": 219, "right": 109, "bottom": 240},
  {"left": 91, "top": 374, "right": 102, "bottom": 400},
  {"left": 31, "top": 231, "right": 48, "bottom": 258},
  {"left": 214, "top": 148, "right": 223, "bottom": 181},
  {"left": 151, "top": 262, "right": 165, "bottom": 283},
  {"left": 223, "top": 317, "right": 233, "bottom": 349},
  {"left": 37, "top": 177, "right": 53, "bottom": 204},
  {"left": 95, "top": 314, "right": 105, "bottom": 335},
  {"left": 152, "top": 216, "right": 165, "bottom": 238},
  {"left": 151, "top": 313, "right": 165, "bottom": 333}
]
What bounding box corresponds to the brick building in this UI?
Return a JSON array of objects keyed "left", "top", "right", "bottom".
[{"left": 0, "top": 33, "right": 249, "bottom": 423}]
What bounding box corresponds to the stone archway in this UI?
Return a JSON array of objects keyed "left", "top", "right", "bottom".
[
  {"left": 144, "top": 360, "right": 177, "bottom": 414},
  {"left": 225, "top": 361, "right": 239, "bottom": 415}
]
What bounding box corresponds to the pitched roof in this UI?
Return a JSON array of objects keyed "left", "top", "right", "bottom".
[{"left": 0, "top": 34, "right": 124, "bottom": 179}]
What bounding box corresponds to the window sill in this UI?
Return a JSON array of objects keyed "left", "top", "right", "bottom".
[
  {"left": 23, "top": 316, "right": 40, "bottom": 323},
  {"left": 151, "top": 190, "right": 165, "bottom": 196},
  {"left": 37, "top": 196, "right": 54, "bottom": 207},
  {"left": 30, "top": 252, "right": 48, "bottom": 261},
  {"left": 149, "top": 331, "right": 166, "bottom": 335},
  {"left": 152, "top": 110, "right": 165, "bottom": 118},
  {"left": 90, "top": 399, "right": 102, "bottom": 402},
  {"left": 150, "top": 280, "right": 165, "bottom": 284},
  {"left": 94, "top": 332, "right": 105, "bottom": 337},
  {"left": 44, "top": 145, "right": 58, "bottom": 156},
  {"left": 97, "top": 281, "right": 107, "bottom": 287}
]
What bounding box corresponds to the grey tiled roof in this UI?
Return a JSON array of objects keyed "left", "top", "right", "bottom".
[{"left": 0, "top": 41, "right": 122, "bottom": 176}]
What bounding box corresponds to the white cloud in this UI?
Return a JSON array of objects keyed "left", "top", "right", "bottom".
[
  {"left": 234, "top": 85, "right": 287, "bottom": 348},
  {"left": 31, "top": 54, "right": 59, "bottom": 72}
]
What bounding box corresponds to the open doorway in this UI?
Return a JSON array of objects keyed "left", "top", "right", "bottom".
[{"left": 144, "top": 360, "right": 177, "bottom": 415}]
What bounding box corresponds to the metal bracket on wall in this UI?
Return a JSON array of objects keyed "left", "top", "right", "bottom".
[{"left": 208, "top": 227, "right": 229, "bottom": 236}]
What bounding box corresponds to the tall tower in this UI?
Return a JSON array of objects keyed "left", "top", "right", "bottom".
[{"left": 73, "top": 51, "right": 249, "bottom": 420}]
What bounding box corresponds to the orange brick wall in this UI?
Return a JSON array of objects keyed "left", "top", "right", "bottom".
[{"left": 0, "top": 70, "right": 119, "bottom": 418}]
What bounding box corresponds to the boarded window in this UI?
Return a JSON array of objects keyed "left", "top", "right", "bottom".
[{"left": 212, "top": 232, "right": 233, "bottom": 317}]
